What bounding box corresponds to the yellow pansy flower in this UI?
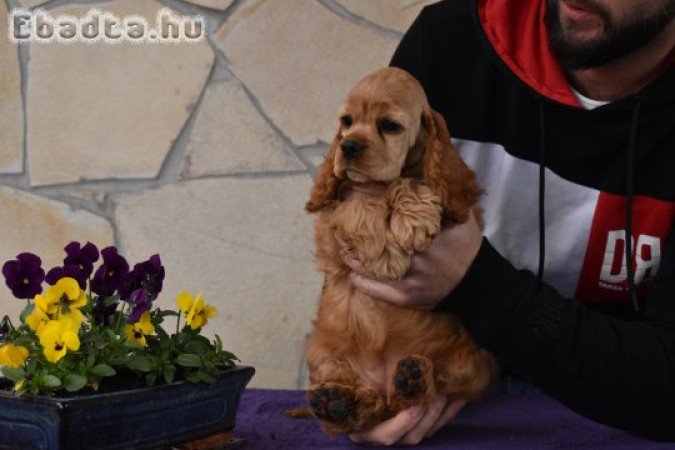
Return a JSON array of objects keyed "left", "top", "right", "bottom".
[
  {"left": 124, "top": 311, "right": 155, "bottom": 347},
  {"left": 176, "top": 292, "right": 217, "bottom": 330},
  {"left": 28, "top": 293, "right": 84, "bottom": 334},
  {"left": 41, "top": 277, "right": 86, "bottom": 316},
  {"left": 0, "top": 343, "right": 29, "bottom": 368},
  {"left": 26, "top": 298, "right": 50, "bottom": 334},
  {"left": 38, "top": 318, "right": 80, "bottom": 363}
]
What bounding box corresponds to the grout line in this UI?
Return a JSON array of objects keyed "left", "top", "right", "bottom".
[
  {"left": 108, "top": 198, "right": 124, "bottom": 254},
  {"left": 317, "top": 0, "right": 403, "bottom": 40},
  {"left": 156, "top": 46, "right": 218, "bottom": 182}
]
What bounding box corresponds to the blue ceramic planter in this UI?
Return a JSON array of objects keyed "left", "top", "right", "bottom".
[{"left": 0, "top": 365, "right": 254, "bottom": 450}]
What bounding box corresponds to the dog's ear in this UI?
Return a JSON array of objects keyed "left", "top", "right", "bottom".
[
  {"left": 305, "top": 132, "right": 342, "bottom": 213},
  {"left": 422, "top": 109, "right": 481, "bottom": 223}
]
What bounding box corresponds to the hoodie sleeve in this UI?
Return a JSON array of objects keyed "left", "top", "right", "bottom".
[
  {"left": 391, "top": 4, "right": 675, "bottom": 442},
  {"left": 440, "top": 226, "right": 675, "bottom": 441}
]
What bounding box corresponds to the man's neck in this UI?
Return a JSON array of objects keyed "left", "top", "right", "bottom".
[{"left": 568, "top": 20, "right": 675, "bottom": 102}]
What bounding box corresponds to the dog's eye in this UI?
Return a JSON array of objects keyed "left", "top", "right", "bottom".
[
  {"left": 340, "top": 115, "right": 353, "bottom": 128},
  {"left": 379, "top": 120, "right": 402, "bottom": 133}
]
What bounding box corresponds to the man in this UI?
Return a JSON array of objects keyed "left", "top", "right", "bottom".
[{"left": 346, "top": 0, "right": 675, "bottom": 445}]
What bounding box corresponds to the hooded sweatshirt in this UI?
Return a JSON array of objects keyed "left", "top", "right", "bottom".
[{"left": 390, "top": 0, "right": 675, "bottom": 441}]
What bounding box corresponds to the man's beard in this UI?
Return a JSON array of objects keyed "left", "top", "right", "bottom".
[{"left": 546, "top": 0, "right": 675, "bottom": 70}]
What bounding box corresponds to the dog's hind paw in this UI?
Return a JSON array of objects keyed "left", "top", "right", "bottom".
[
  {"left": 388, "top": 354, "right": 436, "bottom": 414},
  {"left": 308, "top": 384, "right": 354, "bottom": 424},
  {"left": 394, "top": 357, "right": 426, "bottom": 396}
]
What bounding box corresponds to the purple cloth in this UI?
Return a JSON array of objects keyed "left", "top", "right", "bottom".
[{"left": 234, "top": 389, "right": 672, "bottom": 449}]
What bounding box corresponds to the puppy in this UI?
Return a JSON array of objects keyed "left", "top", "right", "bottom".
[{"left": 304, "top": 67, "right": 497, "bottom": 435}]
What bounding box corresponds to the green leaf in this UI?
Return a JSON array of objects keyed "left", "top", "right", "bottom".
[
  {"left": 0, "top": 367, "right": 25, "bottom": 381},
  {"left": 218, "top": 350, "right": 238, "bottom": 362},
  {"left": 126, "top": 355, "right": 152, "bottom": 372},
  {"left": 63, "top": 374, "right": 88, "bottom": 392},
  {"left": 25, "top": 358, "right": 37, "bottom": 375},
  {"left": 196, "top": 370, "right": 216, "bottom": 384},
  {"left": 185, "top": 341, "right": 209, "bottom": 354},
  {"left": 123, "top": 341, "right": 144, "bottom": 350},
  {"left": 162, "top": 365, "right": 176, "bottom": 384},
  {"left": 13, "top": 334, "right": 33, "bottom": 346},
  {"left": 90, "top": 364, "right": 116, "bottom": 377},
  {"left": 86, "top": 353, "right": 96, "bottom": 369},
  {"left": 175, "top": 353, "right": 203, "bottom": 368},
  {"left": 40, "top": 374, "right": 61, "bottom": 388},
  {"left": 215, "top": 334, "right": 223, "bottom": 353}
]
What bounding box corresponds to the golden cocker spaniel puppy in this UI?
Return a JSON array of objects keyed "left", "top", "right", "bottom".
[{"left": 304, "top": 67, "right": 497, "bottom": 435}]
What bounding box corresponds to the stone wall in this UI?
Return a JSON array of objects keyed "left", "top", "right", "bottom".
[{"left": 0, "top": 0, "right": 434, "bottom": 388}]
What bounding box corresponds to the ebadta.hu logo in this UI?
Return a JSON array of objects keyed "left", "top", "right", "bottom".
[{"left": 7, "top": 8, "right": 206, "bottom": 43}]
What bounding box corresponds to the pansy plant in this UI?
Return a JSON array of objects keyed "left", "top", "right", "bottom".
[{"left": 0, "top": 242, "right": 237, "bottom": 395}]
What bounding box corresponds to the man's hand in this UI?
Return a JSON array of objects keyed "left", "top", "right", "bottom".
[
  {"left": 349, "top": 396, "right": 467, "bottom": 446},
  {"left": 344, "top": 212, "right": 482, "bottom": 309}
]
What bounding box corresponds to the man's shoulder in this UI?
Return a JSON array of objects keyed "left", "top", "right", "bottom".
[{"left": 418, "top": 0, "right": 474, "bottom": 23}]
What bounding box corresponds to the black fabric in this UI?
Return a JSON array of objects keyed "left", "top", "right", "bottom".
[{"left": 391, "top": 0, "right": 675, "bottom": 441}]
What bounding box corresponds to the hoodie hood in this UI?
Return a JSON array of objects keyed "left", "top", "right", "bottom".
[{"left": 478, "top": 0, "right": 579, "bottom": 106}]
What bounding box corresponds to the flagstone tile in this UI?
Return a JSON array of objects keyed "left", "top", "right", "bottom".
[
  {"left": 182, "top": 80, "right": 304, "bottom": 176},
  {"left": 0, "top": 1, "right": 24, "bottom": 173},
  {"left": 26, "top": 0, "right": 214, "bottom": 186},
  {"left": 113, "top": 175, "right": 322, "bottom": 388},
  {"left": 184, "top": 0, "right": 234, "bottom": 11},
  {"left": 214, "top": 0, "right": 398, "bottom": 145},
  {"left": 0, "top": 187, "right": 113, "bottom": 321},
  {"left": 335, "top": 0, "right": 436, "bottom": 32},
  {"left": 17, "top": 0, "right": 51, "bottom": 8}
]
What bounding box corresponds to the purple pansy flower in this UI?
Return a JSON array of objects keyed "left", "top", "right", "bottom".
[
  {"left": 127, "top": 289, "right": 152, "bottom": 323},
  {"left": 91, "top": 246, "right": 129, "bottom": 297},
  {"left": 45, "top": 264, "right": 84, "bottom": 288},
  {"left": 119, "top": 255, "right": 165, "bottom": 302},
  {"left": 2, "top": 253, "right": 45, "bottom": 299},
  {"left": 64, "top": 241, "right": 99, "bottom": 279}
]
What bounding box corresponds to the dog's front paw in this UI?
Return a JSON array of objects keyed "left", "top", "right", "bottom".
[
  {"left": 360, "top": 243, "right": 409, "bottom": 280},
  {"left": 388, "top": 180, "right": 442, "bottom": 254}
]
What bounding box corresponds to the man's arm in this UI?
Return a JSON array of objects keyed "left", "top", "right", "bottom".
[{"left": 444, "top": 227, "right": 675, "bottom": 440}]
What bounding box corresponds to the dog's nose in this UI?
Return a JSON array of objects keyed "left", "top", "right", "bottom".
[{"left": 341, "top": 140, "right": 364, "bottom": 159}]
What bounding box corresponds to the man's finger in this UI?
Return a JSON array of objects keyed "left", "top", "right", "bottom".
[
  {"left": 342, "top": 253, "right": 366, "bottom": 275},
  {"left": 349, "top": 407, "right": 424, "bottom": 446},
  {"left": 426, "top": 398, "right": 467, "bottom": 438},
  {"left": 398, "top": 395, "right": 447, "bottom": 445},
  {"left": 349, "top": 272, "right": 409, "bottom": 306}
]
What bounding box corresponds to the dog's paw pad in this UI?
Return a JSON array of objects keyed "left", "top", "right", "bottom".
[
  {"left": 308, "top": 386, "right": 354, "bottom": 423},
  {"left": 394, "top": 358, "right": 425, "bottom": 396}
]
